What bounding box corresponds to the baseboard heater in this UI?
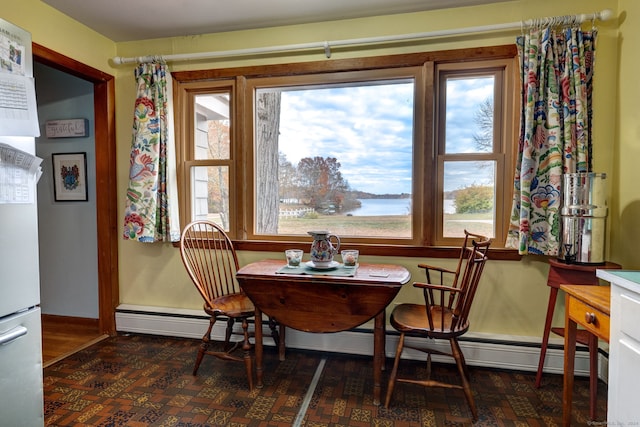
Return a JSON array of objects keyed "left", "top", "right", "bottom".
[{"left": 115, "top": 304, "right": 607, "bottom": 381}]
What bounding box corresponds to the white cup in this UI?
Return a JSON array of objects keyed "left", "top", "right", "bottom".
[
  {"left": 285, "top": 249, "right": 303, "bottom": 267},
  {"left": 341, "top": 250, "right": 359, "bottom": 267}
]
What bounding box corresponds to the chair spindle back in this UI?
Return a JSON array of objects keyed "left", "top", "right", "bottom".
[
  {"left": 180, "top": 221, "right": 242, "bottom": 307},
  {"left": 422, "top": 233, "right": 491, "bottom": 333},
  {"left": 451, "top": 236, "right": 490, "bottom": 330}
]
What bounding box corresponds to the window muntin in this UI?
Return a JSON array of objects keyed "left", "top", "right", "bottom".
[{"left": 253, "top": 79, "right": 414, "bottom": 239}]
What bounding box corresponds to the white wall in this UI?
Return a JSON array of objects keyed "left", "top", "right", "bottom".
[{"left": 34, "top": 62, "right": 99, "bottom": 318}]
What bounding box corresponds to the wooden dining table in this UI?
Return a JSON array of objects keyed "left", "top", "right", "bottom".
[{"left": 235, "top": 259, "right": 410, "bottom": 405}]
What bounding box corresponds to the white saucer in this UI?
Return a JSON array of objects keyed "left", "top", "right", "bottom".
[{"left": 305, "top": 260, "right": 340, "bottom": 270}]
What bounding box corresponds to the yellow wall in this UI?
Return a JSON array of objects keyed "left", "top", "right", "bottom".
[
  {"left": 5, "top": 0, "right": 633, "bottom": 340},
  {"left": 614, "top": 0, "right": 640, "bottom": 269},
  {"left": 1, "top": 0, "right": 115, "bottom": 74}
]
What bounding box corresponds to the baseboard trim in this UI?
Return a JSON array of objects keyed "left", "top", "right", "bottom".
[
  {"left": 115, "top": 304, "right": 608, "bottom": 381},
  {"left": 41, "top": 314, "right": 99, "bottom": 327}
]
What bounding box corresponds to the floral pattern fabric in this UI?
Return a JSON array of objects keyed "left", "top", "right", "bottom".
[
  {"left": 506, "top": 25, "right": 596, "bottom": 256},
  {"left": 123, "top": 62, "right": 180, "bottom": 243}
]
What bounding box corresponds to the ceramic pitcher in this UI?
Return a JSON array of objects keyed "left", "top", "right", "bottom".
[{"left": 308, "top": 231, "right": 340, "bottom": 266}]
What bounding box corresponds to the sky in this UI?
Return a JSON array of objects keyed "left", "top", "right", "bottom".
[{"left": 275, "top": 77, "right": 494, "bottom": 195}]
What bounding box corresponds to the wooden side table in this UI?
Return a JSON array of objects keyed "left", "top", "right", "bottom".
[
  {"left": 535, "top": 258, "right": 620, "bottom": 420},
  {"left": 560, "top": 284, "right": 610, "bottom": 427}
]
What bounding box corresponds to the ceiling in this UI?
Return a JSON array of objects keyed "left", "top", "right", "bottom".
[{"left": 41, "top": 0, "right": 510, "bottom": 42}]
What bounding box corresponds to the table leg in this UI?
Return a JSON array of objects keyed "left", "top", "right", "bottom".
[
  {"left": 536, "top": 286, "right": 558, "bottom": 388},
  {"left": 373, "top": 311, "right": 384, "bottom": 406},
  {"left": 255, "top": 307, "right": 264, "bottom": 388},
  {"left": 278, "top": 325, "right": 286, "bottom": 361},
  {"left": 588, "top": 333, "right": 598, "bottom": 420},
  {"left": 563, "top": 297, "right": 577, "bottom": 427}
]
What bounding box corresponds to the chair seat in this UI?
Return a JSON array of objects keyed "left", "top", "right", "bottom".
[
  {"left": 390, "top": 303, "right": 469, "bottom": 338},
  {"left": 205, "top": 293, "right": 255, "bottom": 318}
]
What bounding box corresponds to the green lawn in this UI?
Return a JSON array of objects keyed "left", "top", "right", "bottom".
[{"left": 278, "top": 213, "right": 493, "bottom": 238}]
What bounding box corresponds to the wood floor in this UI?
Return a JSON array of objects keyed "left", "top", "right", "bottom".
[{"left": 41, "top": 314, "right": 108, "bottom": 368}]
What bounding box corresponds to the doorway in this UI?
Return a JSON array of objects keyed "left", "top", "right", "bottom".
[
  {"left": 33, "top": 43, "right": 118, "bottom": 336},
  {"left": 35, "top": 62, "right": 98, "bottom": 320}
]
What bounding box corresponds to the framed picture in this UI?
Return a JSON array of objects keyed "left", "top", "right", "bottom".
[{"left": 52, "top": 152, "right": 88, "bottom": 202}]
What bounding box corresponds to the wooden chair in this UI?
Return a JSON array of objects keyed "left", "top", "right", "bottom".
[
  {"left": 384, "top": 230, "right": 491, "bottom": 421},
  {"left": 417, "top": 229, "right": 485, "bottom": 292},
  {"left": 179, "top": 220, "right": 281, "bottom": 390}
]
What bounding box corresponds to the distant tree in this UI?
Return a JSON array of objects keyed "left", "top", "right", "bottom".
[
  {"left": 297, "top": 156, "right": 348, "bottom": 211},
  {"left": 278, "top": 152, "right": 299, "bottom": 201},
  {"left": 454, "top": 184, "right": 493, "bottom": 213},
  {"left": 472, "top": 98, "right": 493, "bottom": 152},
  {"left": 206, "top": 120, "right": 230, "bottom": 229}
]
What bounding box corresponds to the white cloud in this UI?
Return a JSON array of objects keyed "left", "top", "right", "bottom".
[
  {"left": 275, "top": 76, "right": 494, "bottom": 195},
  {"left": 278, "top": 83, "right": 413, "bottom": 194}
]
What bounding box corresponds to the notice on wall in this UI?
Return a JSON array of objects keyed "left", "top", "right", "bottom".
[
  {"left": 0, "top": 142, "right": 42, "bottom": 204},
  {"left": 0, "top": 18, "right": 39, "bottom": 137}
]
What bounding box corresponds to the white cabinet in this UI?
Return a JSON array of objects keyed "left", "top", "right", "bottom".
[{"left": 596, "top": 269, "right": 640, "bottom": 424}]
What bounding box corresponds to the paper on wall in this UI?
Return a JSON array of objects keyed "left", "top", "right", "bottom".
[{"left": 0, "top": 142, "right": 42, "bottom": 204}]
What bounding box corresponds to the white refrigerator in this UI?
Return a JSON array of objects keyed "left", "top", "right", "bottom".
[
  {"left": 0, "top": 18, "right": 45, "bottom": 427},
  {"left": 0, "top": 138, "right": 44, "bottom": 426}
]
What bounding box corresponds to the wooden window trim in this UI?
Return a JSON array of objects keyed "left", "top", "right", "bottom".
[
  {"left": 434, "top": 60, "right": 518, "bottom": 247},
  {"left": 172, "top": 45, "right": 521, "bottom": 261}
]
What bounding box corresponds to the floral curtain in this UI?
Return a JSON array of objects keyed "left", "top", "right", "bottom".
[
  {"left": 123, "top": 62, "right": 180, "bottom": 243},
  {"left": 506, "top": 24, "right": 597, "bottom": 255}
]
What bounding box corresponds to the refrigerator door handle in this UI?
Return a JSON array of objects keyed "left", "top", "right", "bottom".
[{"left": 0, "top": 325, "right": 28, "bottom": 345}]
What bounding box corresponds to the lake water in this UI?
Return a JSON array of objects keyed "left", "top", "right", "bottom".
[
  {"left": 347, "top": 198, "right": 456, "bottom": 215},
  {"left": 349, "top": 198, "right": 411, "bottom": 216}
]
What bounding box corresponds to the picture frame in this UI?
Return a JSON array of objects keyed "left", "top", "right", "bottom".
[{"left": 52, "top": 152, "right": 88, "bottom": 202}]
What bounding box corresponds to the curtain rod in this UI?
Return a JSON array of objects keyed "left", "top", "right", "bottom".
[{"left": 111, "top": 9, "right": 612, "bottom": 65}]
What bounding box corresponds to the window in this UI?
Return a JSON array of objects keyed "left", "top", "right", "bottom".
[
  {"left": 174, "top": 46, "right": 517, "bottom": 254},
  {"left": 435, "top": 62, "right": 516, "bottom": 246},
  {"left": 175, "top": 82, "right": 235, "bottom": 232},
  {"left": 249, "top": 71, "right": 417, "bottom": 243}
]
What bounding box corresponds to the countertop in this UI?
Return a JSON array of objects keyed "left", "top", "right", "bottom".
[{"left": 596, "top": 269, "right": 640, "bottom": 292}]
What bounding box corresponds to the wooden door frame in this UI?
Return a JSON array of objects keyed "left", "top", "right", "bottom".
[{"left": 33, "top": 43, "right": 118, "bottom": 335}]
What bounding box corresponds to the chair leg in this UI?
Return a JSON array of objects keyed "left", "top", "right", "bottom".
[
  {"left": 241, "top": 317, "right": 254, "bottom": 391},
  {"left": 457, "top": 341, "right": 471, "bottom": 381},
  {"left": 268, "top": 317, "right": 279, "bottom": 347},
  {"left": 385, "top": 333, "right": 405, "bottom": 408},
  {"left": 268, "top": 318, "right": 287, "bottom": 361},
  {"left": 223, "top": 317, "right": 234, "bottom": 352},
  {"left": 193, "top": 317, "right": 216, "bottom": 376},
  {"left": 451, "top": 338, "right": 477, "bottom": 421}
]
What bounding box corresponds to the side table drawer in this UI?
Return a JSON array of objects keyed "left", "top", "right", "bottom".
[{"left": 567, "top": 297, "right": 610, "bottom": 340}]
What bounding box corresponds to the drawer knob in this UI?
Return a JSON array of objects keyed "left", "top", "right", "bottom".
[{"left": 585, "top": 312, "right": 596, "bottom": 324}]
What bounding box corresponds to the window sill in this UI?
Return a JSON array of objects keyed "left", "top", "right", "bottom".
[
  {"left": 232, "top": 240, "right": 522, "bottom": 261},
  {"left": 172, "top": 238, "right": 521, "bottom": 260}
]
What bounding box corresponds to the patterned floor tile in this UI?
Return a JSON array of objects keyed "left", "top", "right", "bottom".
[{"left": 43, "top": 334, "right": 606, "bottom": 426}]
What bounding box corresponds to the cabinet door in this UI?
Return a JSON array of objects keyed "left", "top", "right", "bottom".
[
  {"left": 611, "top": 340, "right": 640, "bottom": 422},
  {"left": 0, "top": 308, "right": 44, "bottom": 426},
  {"left": 609, "top": 291, "right": 640, "bottom": 423}
]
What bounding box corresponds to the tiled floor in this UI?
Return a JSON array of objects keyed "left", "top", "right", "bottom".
[{"left": 43, "top": 334, "right": 606, "bottom": 426}]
